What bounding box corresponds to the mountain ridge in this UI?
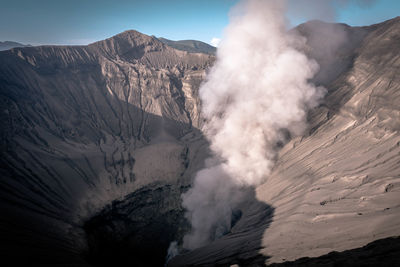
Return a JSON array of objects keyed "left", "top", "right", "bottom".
[
  {"left": 0, "top": 40, "right": 31, "bottom": 51},
  {"left": 157, "top": 37, "right": 216, "bottom": 54}
]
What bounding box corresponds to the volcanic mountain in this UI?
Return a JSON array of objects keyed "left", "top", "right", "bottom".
[{"left": 0, "top": 18, "right": 399, "bottom": 266}]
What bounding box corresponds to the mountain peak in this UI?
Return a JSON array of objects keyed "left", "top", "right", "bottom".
[
  {"left": 89, "top": 29, "right": 165, "bottom": 58},
  {"left": 113, "top": 29, "right": 155, "bottom": 42}
]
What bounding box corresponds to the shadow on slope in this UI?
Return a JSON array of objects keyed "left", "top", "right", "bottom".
[
  {"left": 268, "top": 236, "right": 400, "bottom": 267},
  {"left": 0, "top": 49, "right": 208, "bottom": 266},
  {"left": 0, "top": 102, "right": 206, "bottom": 266},
  {"left": 0, "top": 103, "right": 203, "bottom": 266},
  {"left": 83, "top": 183, "right": 191, "bottom": 267},
  {"left": 169, "top": 187, "right": 274, "bottom": 267}
]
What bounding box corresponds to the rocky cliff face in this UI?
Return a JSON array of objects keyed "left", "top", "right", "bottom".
[
  {"left": 0, "top": 18, "right": 399, "bottom": 266},
  {"left": 0, "top": 30, "right": 213, "bottom": 265}
]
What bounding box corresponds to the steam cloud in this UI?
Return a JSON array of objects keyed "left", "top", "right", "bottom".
[{"left": 181, "top": 0, "right": 327, "bottom": 251}]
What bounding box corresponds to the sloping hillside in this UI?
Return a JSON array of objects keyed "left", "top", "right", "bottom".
[
  {"left": 0, "top": 30, "right": 213, "bottom": 265},
  {"left": 170, "top": 17, "right": 400, "bottom": 266}
]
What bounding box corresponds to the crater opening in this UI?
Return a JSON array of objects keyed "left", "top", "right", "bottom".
[{"left": 83, "top": 184, "right": 189, "bottom": 267}]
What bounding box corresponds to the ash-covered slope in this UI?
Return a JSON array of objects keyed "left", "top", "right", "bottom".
[
  {"left": 0, "top": 30, "right": 213, "bottom": 265},
  {"left": 1, "top": 17, "right": 399, "bottom": 267},
  {"left": 169, "top": 17, "right": 400, "bottom": 266},
  {"left": 257, "top": 16, "right": 400, "bottom": 264}
]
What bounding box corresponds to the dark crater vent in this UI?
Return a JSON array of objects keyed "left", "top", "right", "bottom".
[{"left": 83, "top": 184, "right": 189, "bottom": 267}]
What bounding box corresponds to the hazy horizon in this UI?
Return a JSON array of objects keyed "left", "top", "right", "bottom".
[{"left": 1, "top": 0, "right": 399, "bottom": 46}]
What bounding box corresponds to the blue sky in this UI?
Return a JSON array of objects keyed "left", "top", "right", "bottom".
[{"left": 0, "top": 0, "right": 399, "bottom": 45}]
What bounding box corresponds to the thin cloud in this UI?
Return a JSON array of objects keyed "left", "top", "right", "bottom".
[{"left": 210, "top": 37, "right": 221, "bottom": 47}]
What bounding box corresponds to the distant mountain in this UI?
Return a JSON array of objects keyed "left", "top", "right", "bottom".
[
  {"left": 157, "top": 37, "right": 216, "bottom": 54},
  {"left": 0, "top": 41, "right": 31, "bottom": 51}
]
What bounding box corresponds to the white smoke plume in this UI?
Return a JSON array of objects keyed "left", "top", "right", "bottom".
[{"left": 181, "top": 0, "right": 326, "bottom": 250}]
